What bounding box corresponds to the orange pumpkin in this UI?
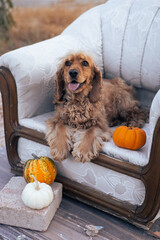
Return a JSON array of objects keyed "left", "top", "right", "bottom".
[
  {"left": 23, "top": 154, "right": 57, "bottom": 185},
  {"left": 113, "top": 126, "right": 146, "bottom": 150}
]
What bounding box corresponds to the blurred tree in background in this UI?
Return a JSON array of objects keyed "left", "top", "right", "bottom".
[{"left": 0, "top": 0, "right": 14, "bottom": 39}]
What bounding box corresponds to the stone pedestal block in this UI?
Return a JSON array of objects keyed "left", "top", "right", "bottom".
[{"left": 0, "top": 177, "right": 62, "bottom": 231}]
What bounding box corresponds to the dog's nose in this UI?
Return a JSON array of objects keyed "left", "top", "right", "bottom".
[{"left": 69, "top": 69, "right": 78, "bottom": 78}]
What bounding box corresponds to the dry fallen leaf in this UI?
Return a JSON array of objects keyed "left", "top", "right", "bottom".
[{"left": 85, "top": 225, "right": 103, "bottom": 237}]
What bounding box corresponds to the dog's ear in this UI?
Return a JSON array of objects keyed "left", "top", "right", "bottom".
[
  {"left": 54, "top": 65, "right": 65, "bottom": 103},
  {"left": 89, "top": 64, "right": 102, "bottom": 103}
]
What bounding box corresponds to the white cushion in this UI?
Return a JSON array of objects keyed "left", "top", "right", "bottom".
[
  {"left": 18, "top": 137, "right": 145, "bottom": 206},
  {"left": 19, "top": 111, "right": 53, "bottom": 134},
  {"left": 20, "top": 111, "right": 151, "bottom": 167}
]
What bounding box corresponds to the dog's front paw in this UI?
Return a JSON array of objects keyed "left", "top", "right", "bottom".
[
  {"left": 72, "top": 146, "right": 94, "bottom": 163},
  {"left": 46, "top": 123, "right": 73, "bottom": 162},
  {"left": 48, "top": 132, "right": 70, "bottom": 162},
  {"left": 50, "top": 145, "right": 68, "bottom": 162},
  {"left": 72, "top": 135, "right": 104, "bottom": 163}
]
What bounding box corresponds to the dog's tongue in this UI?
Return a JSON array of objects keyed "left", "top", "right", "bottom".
[{"left": 68, "top": 82, "right": 80, "bottom": 91}]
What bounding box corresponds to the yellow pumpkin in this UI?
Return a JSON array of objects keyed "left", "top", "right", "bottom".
[
  {"left": 113, "top": 126, "right": 146, "bottom": 150},
  {"left": 23, "top": 154, "right": 57, "bottom": 185}
]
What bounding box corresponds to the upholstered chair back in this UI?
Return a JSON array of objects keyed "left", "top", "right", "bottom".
[{"left": 101, "top": 0, "right": 160, "bottom": 92}]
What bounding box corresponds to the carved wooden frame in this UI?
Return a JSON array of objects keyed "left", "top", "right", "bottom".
[{"left": 0, "top": 66, "right": 160, "bottom": 229}]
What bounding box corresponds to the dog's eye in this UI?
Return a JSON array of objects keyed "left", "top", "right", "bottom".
[
  {"left": 65, "top": 60, "right": 71, "bottom": 66},
  {"left": 82, "top": 60, "right": 89, "bottom": 67}
]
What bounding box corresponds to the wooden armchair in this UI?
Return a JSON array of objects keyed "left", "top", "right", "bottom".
[{"left": 0, "top": 0, "right": 160, "bottom": 236}]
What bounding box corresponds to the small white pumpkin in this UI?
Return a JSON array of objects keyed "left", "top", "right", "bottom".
[{"left": 21, "top": 175, "right": 54, "bottom": 209}]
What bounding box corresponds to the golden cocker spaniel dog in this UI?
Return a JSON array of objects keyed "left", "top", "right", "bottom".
[{"left": 46, "top": 53, "right": 147, "bottom": 163}]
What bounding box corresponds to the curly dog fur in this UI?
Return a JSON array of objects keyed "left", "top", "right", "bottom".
[{"left": 46, "top": 53, "right": 148, "bottom": 163}]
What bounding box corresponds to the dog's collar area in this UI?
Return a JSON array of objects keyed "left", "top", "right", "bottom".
[{"left": 68, "top": 80, "right": 86, "bottom": 91}]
